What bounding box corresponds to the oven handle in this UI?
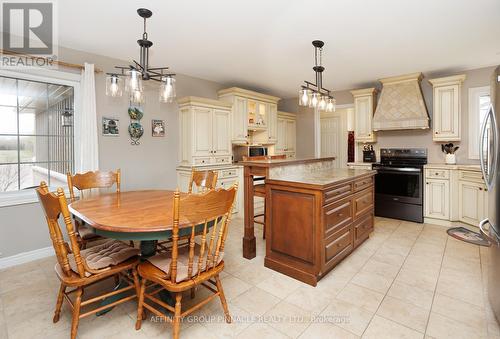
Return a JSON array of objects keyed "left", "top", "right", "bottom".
[{"left": 373, "top": 167, "right": 422, "bottom": 173}]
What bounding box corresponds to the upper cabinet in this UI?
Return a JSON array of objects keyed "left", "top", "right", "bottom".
[
  {"left": 218, "top": 87, "right": 280, "bottom": 145},
  {"left": 429, "top": 74, "right": 466, "bottom": 142},
  {"left": 350, "top": 88, "right": 378, "bottom": 143},
  {"left": 275, "top": 111, "right": 296, "bottom": 159},
  {"left": 178, "top": 96, "right": 232, "bottom": 167}
]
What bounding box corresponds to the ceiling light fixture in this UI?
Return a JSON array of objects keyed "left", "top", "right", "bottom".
[
  {"left": 105, "top": 8, "right": 176, "bottom": 104},
  {"left": 298, "top": 40, "right": 336, "bottom": 112}
]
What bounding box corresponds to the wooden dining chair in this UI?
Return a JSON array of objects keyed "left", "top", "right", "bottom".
[
  {"left": 36, "top": 181, "right": 141, "bottom": 339},
  {"left": 135, "top": 184, "right": 238, "bottom": 339},
  {"left": 157, "top": 169, "right": 218, "bottom": 254},
  {"left": 67, "top": 169, "right": 123, "bottom": 249},
  {"left": 188, "top": 168, "right": 218, "bottom": 193},
  {"left": 242, "top": 154, "right": 286, "bottom": 238}
]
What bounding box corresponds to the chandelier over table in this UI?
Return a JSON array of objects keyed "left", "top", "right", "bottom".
[{"left": 105, "top": 8, "right": 176, "bottom": 104}]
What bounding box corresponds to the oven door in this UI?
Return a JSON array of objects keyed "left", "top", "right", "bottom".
[{"left": 374, "top": 166, "right": 423, "bottom": 205}]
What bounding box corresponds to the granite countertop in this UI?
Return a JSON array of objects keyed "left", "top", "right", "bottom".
[
  {"left": 239, "top": 156, "right": 336, "bottom": 167},
  {"left": 424, "top": 163, "right": 481, "bottom": 171},
  {"left": 267, "top": 168, "right": 376, "bottom": 188}
]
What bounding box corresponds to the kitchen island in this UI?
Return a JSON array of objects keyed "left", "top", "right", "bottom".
[
  {"left": 264, "top": 168, "right": 376, "bottom": 286},
  {"left": 240, "top": 157, "right": 337, "bottom": 259}
]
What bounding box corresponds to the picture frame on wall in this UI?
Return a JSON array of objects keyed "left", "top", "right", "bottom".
[
  {"left": 102, "top": 117, "right": 119, "bottom": 136},
  {"left": 152, "top": 119, "right": 165, "bottom": 137}
]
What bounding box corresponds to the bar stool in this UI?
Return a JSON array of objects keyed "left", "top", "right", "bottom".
[{"left": 242, "top": 155, "right": 286, "bottom": 239}]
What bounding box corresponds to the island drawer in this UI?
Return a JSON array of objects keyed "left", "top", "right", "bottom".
[
  {"left": 354, "top": 188, "right": 374, "bottom": 219},
  {"left": 324, "top": 198, "right": 353, "bottom": 238},
  {"left": 354, "top": 212, "right": 373, "bottom": 247},
  {"left": 458, "top": 170, "right": 484, "bottom": 183},
  {"left": 354, "top": 176, "right": 374, "bottom": 192},
  {"left": 325, "top": 227, "right": 353, "bottom": 264},
  {"left": 323, "top": 183, "right": 353, "bottom": 205}
]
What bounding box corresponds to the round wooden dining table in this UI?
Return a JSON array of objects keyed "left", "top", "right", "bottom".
[{"left": 68, "top": 190, "right": 187, "bottom": 312}]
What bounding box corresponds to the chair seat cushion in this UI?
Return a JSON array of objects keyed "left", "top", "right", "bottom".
[
  {"left": 69, "top": 239, "right": 139, "bottom": 273},
  {"left": 148, "top": 244, "right": 224, "bottom": 283},
  {"left": 78, "top": 224, "right": 100, "bottom": 240}
]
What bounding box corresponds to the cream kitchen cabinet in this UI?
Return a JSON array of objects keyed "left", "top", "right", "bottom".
[
  {"left": 275, "top": 111, "right": 296, "bottom": 159},
  {"left": 429, "top": 74, "right": 466, "bottom": 142},
  {"left": 351, "top": 87, "right": 377, "bottom": 143},
  {"left": 178, "top": 96, "right": 232, "bottom": 166},
  {"left": 424, "top": 165, "right": 487, "bottom": 227},
  {"left": 425, "top": 178, "right": 450, "bottom": 220},
  {"left": 218, "top": 87, "right": 280, "bottom": 145}
]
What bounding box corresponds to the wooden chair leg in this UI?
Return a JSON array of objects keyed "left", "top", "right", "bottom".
[
  {"left": 172, "top": 293, "right": 183, "bottom": 339},
  {"left": 215, "top": 274, "right": 231, "bottom": 323},
  {"left": 53, "top": 283, "right": 66, "bottom": 323},
  {"left": 263, "top": 202, "right": 266, "bottom": 239},
  {"left": 132, "top": 269, "right": 140, "bottom": 297},
  {"left": 135, "top": 279, "right": 147, "bottom": 330},
  {"left": 71, "top": 287, "right": 83, "bottom": 339}
]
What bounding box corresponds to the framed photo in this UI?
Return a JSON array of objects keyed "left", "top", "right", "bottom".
[
  {"left": 152, "top": 119, "right": 165, "bottom": 137},
  {"left": 102, "top": 117, "right": 119, "bottom": 136}
]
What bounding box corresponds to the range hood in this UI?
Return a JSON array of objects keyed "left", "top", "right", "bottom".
[{"left": 373, "top": 72, "right": 429, "bottom": 131}]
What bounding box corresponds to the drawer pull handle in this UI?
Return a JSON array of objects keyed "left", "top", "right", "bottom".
[
  {"left": 435, "top": 172, "right": 439, "bottom": 175},
  {"left": 338, "top": 213, "right": 344, "bottom": 217}
]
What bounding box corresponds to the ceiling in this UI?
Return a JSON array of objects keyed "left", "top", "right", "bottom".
[{"left": 58, "top": 0, "right": 500, "bottom": 98}]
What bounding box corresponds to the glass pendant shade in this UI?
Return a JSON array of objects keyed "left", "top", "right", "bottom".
[
  {"left": 326, "top": 98, "right": 336, "bottom": 112},
  {"left": 125, "top": 69, "right": 143, "bottom": 93},
  {"left": 159, "top": 76, "right": 176, "bottom": 103},
  {"left": 61, "top": 110, "right": 73, "bottom": 127},
  {"left": 299, "top": 88, "right": 310, "bottom": 106},
  {"left": 309, "top": 92, "right": 319, "bottom": 108},
  {"left": 130, "top": 89, "right": 145, "bottom": 105},
  {"left": 318, "top": 96, "right": 327, "bottom": 110},
  {"left": 105, "top": 75, "right": 123, "bottom": 97}
]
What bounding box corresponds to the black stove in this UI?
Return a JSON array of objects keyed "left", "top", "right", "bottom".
[{"left": 373, "top": 148, "right": 427, "bottom": 223}]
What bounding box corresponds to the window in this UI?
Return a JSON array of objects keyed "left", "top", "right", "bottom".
[
  {"left": 0, "top": 76, "right": 74, "bottom": 193},
  {"left": 468, "top": 86, "right": 491, "bottom": 159}
]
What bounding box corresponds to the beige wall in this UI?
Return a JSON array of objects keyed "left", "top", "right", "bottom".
[
  {"left": 282, "top": 66, "right": 496, "bottom": 164},
  {"left": 0, "top": 46, "right": 227, "bottom": 258},
  {"left": 279, "top": 98, "right": 316, "bottom": 158}
]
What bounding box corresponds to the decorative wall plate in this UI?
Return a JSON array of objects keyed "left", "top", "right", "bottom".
[{"left": 128, "top": 122, "right": 144, "bottom": 145}]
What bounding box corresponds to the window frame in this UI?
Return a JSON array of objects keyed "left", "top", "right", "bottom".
[
  {"left": 468, "top": 85, "right": 491, "bottom": 160},
  {"left": 0, "top": 68, "right": 81, "bottom": 207}
]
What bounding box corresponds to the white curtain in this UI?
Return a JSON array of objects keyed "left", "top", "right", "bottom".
[{"left": 75, "top": 63, "right": 99, "bottom": 172}]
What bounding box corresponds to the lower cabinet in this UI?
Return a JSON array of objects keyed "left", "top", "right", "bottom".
[
  {"left": 424, "top": 166, "right": 487, "bottom": 226},
  {"left": 458, "top": 180, "right": 487, "bottom": 226},
  {"left": 425, "top": 178, "right": 450, "bottom": 220}
]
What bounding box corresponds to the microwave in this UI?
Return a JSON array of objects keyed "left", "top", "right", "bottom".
[{"left": 233, "top": 145, "right": 268, "bottom": 161}]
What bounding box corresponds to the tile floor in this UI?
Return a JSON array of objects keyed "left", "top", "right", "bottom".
[{"left": 0, "top": 217, "right": 498, "bottom": 338}]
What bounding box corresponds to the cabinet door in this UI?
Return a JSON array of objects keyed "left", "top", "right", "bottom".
[
  {"left": 193, "top": 107, "right": 213, "bottom": 157},
  {"left": 286, "top": 119, "right": 296, "bottom": 152},
  {"left": 433, "top": 84, "right": 460, "bottom": 141},
  {"left": 232, "top": 97, "right": 248, "bottom": 144},
  {"left": 459, "top": 180, "right": 486, "bottom": 225},
  {"left": 212, "top": 109, "right": 231, "bottom": 157},
  {"left": 276, "top": 118, "right": 286, "bottom": 153},
  {"left": 424, "top": 179, "right": 450, "bottom": 220},
  {"left": 354, "top": 95, "right": 375, "bottom": 142},
  {"left": 267, "top": 103, "right": 278, "bottom": 143}
]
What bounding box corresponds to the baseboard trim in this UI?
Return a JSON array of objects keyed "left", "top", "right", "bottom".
[
  {"left": 424, "top": 217, "right": 478, "bottom": 228},
  {"left": 0, "top": 246, "right": 54, "bottom": 270}
]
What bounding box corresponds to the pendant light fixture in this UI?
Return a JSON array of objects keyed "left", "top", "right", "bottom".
[
  {"left": 299, "top": 40, "right": 336, "bottom": 112},
  {"left": 105, "top": 8, "right": 176, "bottom": 103}
]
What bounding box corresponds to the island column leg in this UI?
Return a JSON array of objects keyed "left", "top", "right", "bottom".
[{"left": 243, "top": 166, "right": 256, "bottom": 259}]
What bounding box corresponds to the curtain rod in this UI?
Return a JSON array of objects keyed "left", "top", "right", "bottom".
[{"left": 0, "top": 49, "right": 103, "bottom": 73}]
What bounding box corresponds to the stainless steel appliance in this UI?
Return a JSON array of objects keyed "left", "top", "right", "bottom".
[
  {"left": 479, "top": 66, "right": 500, "bottom": 323},
  {"left": 373, "top": 148, "right": 427, "bottom": 223},
  {"left": 233, "top": 145, "right": 268, "bottom": 162}
]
